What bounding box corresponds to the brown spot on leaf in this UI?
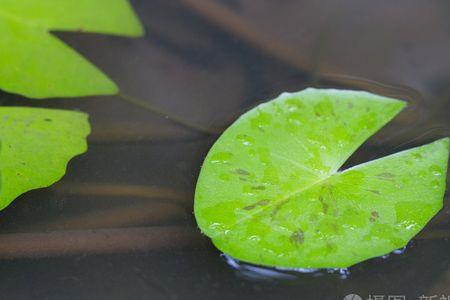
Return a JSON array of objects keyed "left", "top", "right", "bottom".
[
  {"left": 290, "top": 229, "right": 304, "bottom": 245},
  {"left": 365, "top": 189, "right": 381, "bottom": 195},
  {"left": 319, "top": 196, "right": 329, "bottom": 213},
  {"left": 270, "top": 200, "right": 288, "bottom": 218},
  {"left": 376, "top": 172, "right": 395, "bottom": 182},
  {"left": 243, "top": 199, "right": 270, "bottom": 210},
  {"left": 251, "top": 185, "right": 266, "bottom": 190},
  {"left": 234, "top": 169, "right": 250, "bottom": 176},
  {"left": 370, "top": 211, "right": 380, "bottom": 222}
]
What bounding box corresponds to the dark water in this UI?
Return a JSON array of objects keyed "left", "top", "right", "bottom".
[{"left": 0, "top": 1, "right": 449, "bottom": 299}]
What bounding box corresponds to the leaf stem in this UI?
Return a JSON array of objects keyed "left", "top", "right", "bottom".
[{"left": 117, "top": 93, "right": 220, "bottom": 135}]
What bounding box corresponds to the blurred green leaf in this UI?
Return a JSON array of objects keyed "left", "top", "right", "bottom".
[
  {"left": 0, "top": 0, "right": 144, "bottom": 98},
  {"left": 0, "top": 107, "right": 90, "bottom": 210},
  {"left": 195, "top": 88, "right": 449, "bottom": 268}
]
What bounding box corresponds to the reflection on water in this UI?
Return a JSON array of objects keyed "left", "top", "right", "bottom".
[
  {"left": 0, "top": 0, "right": 449, "bottom": 299},
  {"left": 223, "top": 245, "right": 409, "bottom": 282},
  {"left": 223, "top": 254, "right": 349, "bottom": 281}
]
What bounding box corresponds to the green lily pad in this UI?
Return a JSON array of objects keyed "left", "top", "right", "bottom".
[
  {"left": 0, "top": 107, "right": 90, "bottom": 210},
  {"left": 194, "top": 88, "right": 449, "bottom": 268},
  {"left": 0, "top": 0, "right": 143, "bottom": 98}
]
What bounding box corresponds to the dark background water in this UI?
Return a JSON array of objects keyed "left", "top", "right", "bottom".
[{"left": 0, "top": 0, "right": 449, "bottom": 299}]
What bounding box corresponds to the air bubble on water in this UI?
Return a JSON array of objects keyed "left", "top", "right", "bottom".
[
  {"left": 392, "top": 246, "right": 407, "bottom": 255},
  {"left": 222, "top": 254, "right": 297, "bottom": 281},
  {"left": 338, "top": 268, "right": 351, "bottom": 279},
  {"left": 275, "top": 266, "right": 319, "bottom": 273}
]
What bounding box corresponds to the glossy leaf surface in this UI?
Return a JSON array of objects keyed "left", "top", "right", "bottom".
[
  {"left": 0, "top": 0, "right": 143, "bottom": 98},
  {"left": 0, "top": 107, "right": 90, "bottom": 210},
  {"left": 194, "top": 88, "right": 449, "bottom": 268}
]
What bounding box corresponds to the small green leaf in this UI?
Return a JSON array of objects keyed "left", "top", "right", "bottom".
[
  {"left": 194, "top": 88, "right": 449, "bottom": 268},
  {"left": 0, "top": 107, "right": 90, "bottom": 210},
  {"left": 0, "top": 0, "right": 144, "bottom": 98}
]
